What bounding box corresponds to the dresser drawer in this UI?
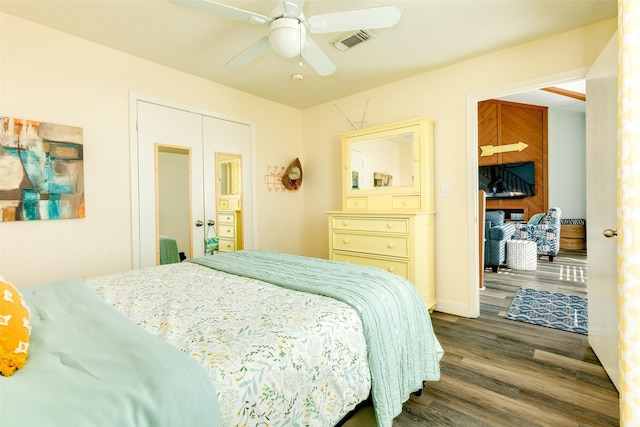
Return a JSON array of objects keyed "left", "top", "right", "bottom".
[
  {"left": 332, "top": 232, "right": 409, "bottom": 258},
  {"left": 218, "top": 212, "right": 236, "bottom": 225},
  {"left": 345, "top": 197, "right": 368, "bottom": 210},
  {"left": 332, "top": 251, "right": 409, "bottom": 279},
  {"left": 217, "top": 238, "right": 236, "bottom": 252},
  {"left": 392, "top": 195, "right": 421, "bottom": 210},
  {"left": 331, "top": 217, "right": 409, "bottom": 234},
  {"left": 218, "top": 224, "right": 235, "bottom": 238}
]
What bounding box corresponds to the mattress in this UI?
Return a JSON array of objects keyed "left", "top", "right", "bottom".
[{"left": 86, "top": 259, "right": 372, "bottom": 426}]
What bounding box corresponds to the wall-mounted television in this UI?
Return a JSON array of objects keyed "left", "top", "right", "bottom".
[{"left": 479, "top": 161, "right": 535, "bottom": 199}]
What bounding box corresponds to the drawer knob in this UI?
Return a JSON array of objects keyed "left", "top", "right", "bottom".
[
  {"left": 342, "top": 239, "right": 350, "bottom": 245},
  {"left": 387, "top": 242, "right": 395, "bottom": 249},
  {"left": 342, "top": 221, "right": 349, "bottom": 226},
  {"left": 386, "top": 223, "right": 394, "bottom": 228},
  {"left": 388, "top": 266, "right": 395, "bottom": 272},
  {"left": 226, "top": 229, "right": 231, "bottom": 234},
  {"left": 403, "top": 200, "right": 409, "bottom": 206}
]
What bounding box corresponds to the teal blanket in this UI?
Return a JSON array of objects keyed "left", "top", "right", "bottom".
[
  {"left": 189, "top": 250, "right": 443, "bottom": 427},
  {"left": 0, "top": 279, "right": 221, "bottom": 426},
  {"left": 159, "top": 235, "right": 180, "bottom": 264}
]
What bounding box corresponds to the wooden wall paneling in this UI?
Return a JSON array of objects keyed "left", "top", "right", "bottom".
[
  {"left": 478, "top": 101, "right": 499, "bottom": 167},
  {"left": 478, "top": 99, "right": 548, "bottom": 221}
]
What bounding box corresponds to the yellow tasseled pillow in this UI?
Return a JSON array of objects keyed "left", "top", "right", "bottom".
[{"left": 0, "top": 276, "right": 30, "bottom": 376}]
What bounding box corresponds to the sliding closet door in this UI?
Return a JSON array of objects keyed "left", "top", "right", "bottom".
[
  {"left": 136, "top": 101, "right": 204, "bottom": 267},
  {"left": 203, "top": 116, "right": 254, "bottom": 249}
]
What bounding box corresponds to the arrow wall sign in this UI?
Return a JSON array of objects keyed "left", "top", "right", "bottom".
[{"left": 480, "top": 141, "right": 529, "bottom": 157}]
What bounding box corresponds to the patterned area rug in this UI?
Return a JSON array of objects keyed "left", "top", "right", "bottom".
[{"left": 505, "top": 287, "right": 588, "bottom": 335}]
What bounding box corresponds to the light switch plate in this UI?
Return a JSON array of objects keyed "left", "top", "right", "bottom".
[{"left": 441, "top": 183, "right": 452, "bottom": 198}]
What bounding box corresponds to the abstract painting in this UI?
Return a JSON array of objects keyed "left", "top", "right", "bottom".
[{"left": 0, "top": 117, "right": 84, "bottom": 221}]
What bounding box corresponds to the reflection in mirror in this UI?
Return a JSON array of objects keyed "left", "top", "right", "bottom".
[
  {"left": 215, "top": 152, "right": 243, "bottom": 252},
  {"left": 219, "top": 156, "right": 241, "bottom": 196},
  {"left": 156, "top": 145, "right": 191, "bottom": 264},
  {"left": 350, "top": 132, "right": 414, "bottom": 190}
]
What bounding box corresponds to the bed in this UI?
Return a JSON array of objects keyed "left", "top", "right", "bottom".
[{"left": 1, "top": 250, "right": 443, "bottom": 426}]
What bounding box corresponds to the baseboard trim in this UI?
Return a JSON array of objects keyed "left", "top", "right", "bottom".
[{"left": 434, "top": 300, "right": 478, "bottom": 318}]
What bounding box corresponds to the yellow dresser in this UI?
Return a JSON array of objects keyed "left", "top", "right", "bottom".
[
  {"left": 328, "top": 211, "right": 435, "bottom": 311},
  {"left": 328, "top": 117, "right": 436, "bottom": 310},
  {"left": 217, "top": 210, "right": 242, "bottom": 253}
]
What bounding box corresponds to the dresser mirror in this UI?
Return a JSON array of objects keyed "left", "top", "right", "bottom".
[
  {"left": 342, "top": 118, "right": 430, "bottom": 211},
  {"left": 350, "top": 131, "right": 415, "bottom": 190}
]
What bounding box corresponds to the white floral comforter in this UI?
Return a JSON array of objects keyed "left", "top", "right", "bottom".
[{"left": 85, "top": 262, "right": 371, "bottom": 427}]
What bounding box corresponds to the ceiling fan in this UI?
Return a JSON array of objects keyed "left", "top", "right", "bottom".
[{"left": 168, "top": 0, "right": 402, "bottom": 76}]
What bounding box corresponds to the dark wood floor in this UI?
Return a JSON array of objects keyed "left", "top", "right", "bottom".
[{"left": 347, "top": 250, "right": 620, "bottom": 426}]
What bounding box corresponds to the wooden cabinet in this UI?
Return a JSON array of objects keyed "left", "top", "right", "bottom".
[
  {"left": 328, "top": 117, "right": 436, "bottom": 310},
  {"left": 328, "top": 211, "right": 435, "bottom": 310},
  {"left": 217, "top": 210, "right": 242, "bottom": 253}
]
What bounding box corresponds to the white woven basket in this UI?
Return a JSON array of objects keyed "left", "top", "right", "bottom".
[{"left": 506, "top": 240, "right": 537, "bottom": 270}]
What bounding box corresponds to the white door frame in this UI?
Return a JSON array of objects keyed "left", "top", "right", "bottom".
[
  {"left": 465, "top": 68, "right": 589, "bottom": 318},
  {"left": 129, "top": 92, "right": 258, "bottom": 269}
]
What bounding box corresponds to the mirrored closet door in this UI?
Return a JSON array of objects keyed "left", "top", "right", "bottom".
[{"left": 132, "top": 98, "right": 254, "bottom": 269}]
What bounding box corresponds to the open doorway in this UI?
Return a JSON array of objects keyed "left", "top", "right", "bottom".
[
  {"left": 478, "top": 82, "right": 588, "bottom": 318},
  {"left": 466, "top": 70, "right": 587, "bottom": 317},
  {"left": 468, "top": 33, "right": 619, "bottom": 392}
]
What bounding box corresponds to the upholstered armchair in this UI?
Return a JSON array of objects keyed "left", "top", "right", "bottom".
[
  {"left": 511, "top": 207, "right": 562, "bottom": 262},
  {"left": 484, "top": 210, "right": 516, "bottom": 272}
]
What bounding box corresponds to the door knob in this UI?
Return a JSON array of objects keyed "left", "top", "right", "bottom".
[
  {"left": 195, "top": 220, "right": 204, "bottom": 227},
  {"left": 207, "top": 219, "right": 215, "bottom": 226},
  {"left": 603, "top": 228, "right": 617, "bottom": 238}
]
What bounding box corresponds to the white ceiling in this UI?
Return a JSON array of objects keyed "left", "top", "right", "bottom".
[
  {"left": 498, "top": 80, "right": 587, "bottom": 113},
  {"left": 0, "top": 0, "right": 615, "bottom": 110}
]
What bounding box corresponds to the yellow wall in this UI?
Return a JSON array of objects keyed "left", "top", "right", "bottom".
[
  {"left": 0, "top": 14, "right": 304, "bottom": 286},
  {"left": 302, "top": 18, "right": 617, "bottom": 315},
  {"left": 0, "top": 13, "right": 617, "bottom": 317}
]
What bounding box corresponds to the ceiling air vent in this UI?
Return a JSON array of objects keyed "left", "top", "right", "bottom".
[{"left": 333, "top": 30, "right": 374, "bottom": 51}]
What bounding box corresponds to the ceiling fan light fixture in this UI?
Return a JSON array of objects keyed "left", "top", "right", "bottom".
[{"left": 269, "top": 17, "right": 306, "bottom": 58}]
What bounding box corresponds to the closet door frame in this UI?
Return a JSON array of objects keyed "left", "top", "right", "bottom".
[{"left": 129, "top": 92, "right": 257, "bottom": 269}]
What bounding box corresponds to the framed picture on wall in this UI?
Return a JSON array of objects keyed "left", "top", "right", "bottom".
[{"left": 0, "top": 116, "right": 84, "bottom": 222}]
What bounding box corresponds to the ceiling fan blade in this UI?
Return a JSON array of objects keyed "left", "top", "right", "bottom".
[
  {"left": 307, "top": 6, "right": 401, "bottom": 34},
  {"left": 301, "top": 38, "right": 336, "bottom": 76},
  {"left": 279, "top": 0, "right": 305, "bottom": 18},
  {"left": 168, "top": 0, "right": 270, "bottom": 24},
  {"left": 226, "top": 36, "right": 271, "bottom": 68}
]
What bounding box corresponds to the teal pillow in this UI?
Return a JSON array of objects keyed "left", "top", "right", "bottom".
[
  {"left": 528, "top": 213, "right": 545, "bottom": 224},
  {"left": 485, "top": 210, "right": 505, "bottom": 226}
]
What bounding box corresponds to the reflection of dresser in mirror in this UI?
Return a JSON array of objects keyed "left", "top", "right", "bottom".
[
  {"left": 215, "top": 152, "right": 243, "bottom": 252},
  {"left": 327, "top": 118, "right": 436, "bottom": 310}
]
